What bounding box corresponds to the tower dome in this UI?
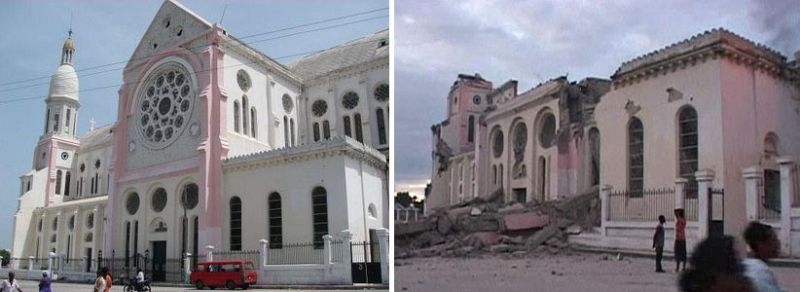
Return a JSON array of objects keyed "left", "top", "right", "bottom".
[{"left": 48, "top": 35, "right": 79, "bottom": 100}]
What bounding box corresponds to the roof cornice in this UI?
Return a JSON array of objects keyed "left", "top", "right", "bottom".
[
  {"left": 223, "top": 136, "right": 387, "bottom": 173},
  {"left": 612, "top": 28, "right": 798, "bottom": 89},
  {"left": 300, "top": 56, "right": 389, "bottom": 88}
]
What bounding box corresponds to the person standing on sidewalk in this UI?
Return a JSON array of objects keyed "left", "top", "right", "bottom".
[
  {"left": 0, "top": 272, "right": 22, "bottom": 292},
  {"left": 742, "top": 221, "right": 782, "bottom": 292},
  {"left": 653, "top": 215, "right": 666, "bottom": 273},
  {"left": 674, "top": 208, "right": 687, "bottom": 273}
]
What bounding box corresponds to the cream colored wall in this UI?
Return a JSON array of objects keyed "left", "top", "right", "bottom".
[
  {"left": 223, "top": 51, "right": 301, "bottom": 156},
  {"left": 486, "top": 97, "right": 560, "bottom": 203},
  {"left": 595, "top": 60, "right": 725, "bottom": 191},
  {"left": 719, "top": 58, "right": 800, "bottom": 236},
  {"left": 113, "top": 174, "right": 200, "bottom": 259}
]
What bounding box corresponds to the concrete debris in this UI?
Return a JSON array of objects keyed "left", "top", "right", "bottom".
[
  {"left": 396, "top": 188, "right": 601, "bottom": 259},
  {"left": 470, "top": 207, "right": 482, "bottom": 216}
]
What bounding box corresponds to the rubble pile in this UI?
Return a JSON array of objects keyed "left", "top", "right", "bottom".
[{"left": 396, "top": 188, "right": 600, "bottom": 259}]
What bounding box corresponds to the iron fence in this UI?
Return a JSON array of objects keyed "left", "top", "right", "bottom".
[
  {"left": 609, "top": 188, "right": 675, "bottom": 221},
  {"left": 266, "top": 242, "right": 324, "bottom": 265},
  {"left": 350, "top": 241, "right": 380, "bottom": 263}
]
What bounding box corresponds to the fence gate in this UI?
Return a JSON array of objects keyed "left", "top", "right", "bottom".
[
  {"left": 709, "top": 188, "right": 725, "bottom": 238},
  {"left": 351, "top": 241, "right": 381, "bottom": 284}
]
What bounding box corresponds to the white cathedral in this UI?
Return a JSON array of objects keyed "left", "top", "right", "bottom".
[{"left": 10, "top": 0, "right": 389, "bottom": 269}]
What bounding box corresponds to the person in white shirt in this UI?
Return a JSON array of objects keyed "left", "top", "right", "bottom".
[
  {"left": 136, "top": 268, "right": 145, "bottom": 284},
  {"left": 0, "top": 272, "right": 22, "bottom": 292},
  {"left": 742, "top": 221, "right": 782, "bottom": 292},
  {"left": 94, "top": 271, "right": 106, "bottom": 292}
]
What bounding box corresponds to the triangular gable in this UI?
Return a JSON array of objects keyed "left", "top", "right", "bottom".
[{"left": 127, "top": 0, "right": 212, "bottom": 67}]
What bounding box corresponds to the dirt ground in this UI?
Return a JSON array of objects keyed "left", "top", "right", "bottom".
[{"left": 394, "top": 252, "right": 800, "bottom": 292}]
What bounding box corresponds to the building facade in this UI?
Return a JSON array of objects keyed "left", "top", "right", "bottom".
[
  {"left": 428, "top": 29, "right": 800, "bottom": 256},
  {"left": 11, "top": 0, "right": 390, "bottom": 273}
]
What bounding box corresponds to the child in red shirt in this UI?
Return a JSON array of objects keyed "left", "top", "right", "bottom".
[{"left": 674, "top": 208, "right": 687, "bottom": 272}]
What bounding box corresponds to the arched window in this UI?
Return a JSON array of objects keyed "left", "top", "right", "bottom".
[
  {"left": 588, "top": 128, "right": 600, "bottom": 186},
  {"left": 290, "top": 118, "right": 296, "bottom": 146},
  {"left": 538, "top": 156, "right": 547, "bottom": 198},
  {"left": 323, "top": 121, "right": 331, "bottom": 139},
  {"left": 343, "top": 116, "right": 352, "bottom": 138},
  {"left": 229, "top": 196, "right": 242, "bottom": 251},
  {"left": 53, "top": 113, "right": 60, "bottom": 132},
  {"left": 311, "top": 187, "right": 328, "bottom": 249},
  {"left": 492, "top": 165, "right": 497, "bottom": 185},
  {"left": 268, "top": 193, "right": 283, "bottom": 248},
  {"left": 468, "top": 115, "right": 475, "bottom": 143},
  {"left": 283, "top": 116, "right": 289, "bottom": 146},
  {"left": 250, "top": 107, "right": 257, "bottom": 138},
  {"left": 628, "top": 117, "right": 644, "bottom": 197},
  {"left": 64, "top": 171, "right": 71, "bottom": 196},
  {"left": 354, "top": 113, "right": 363, "bottom": 143},
  {"left": 44, "top": 108, "right": 50, "bottom": 134},
  {"left": 233, "top": 101, "right": 240, "bottom": 133},
  {"left": 125, "top": 221, "right": 131, "bottom": 266},
  {"left": 377, "top": 108, "right": 387, "bottom": 145},
  {"left": 313, "top": 122, "right": 321, "bottom": 142},
  {"left": 678, "top": 107, "right": 698, "bottom": 195},
  {"left": 56, "top": 170, "right": 63, "bottom": 194},
  {"left": 242, "top": 96, "right": 249, "bottom": 136},
  {"left": 65, "top": 109, "right": 71, "bottom": 134}
]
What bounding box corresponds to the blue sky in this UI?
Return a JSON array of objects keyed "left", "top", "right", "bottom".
[
  {"left": 0, "top": 0, "right": 388, "bottom": 250},
  {"left": 395, "top": 0, "right": 800, "bottom": 189}
]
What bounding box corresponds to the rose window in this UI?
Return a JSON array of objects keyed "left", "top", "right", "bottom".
[
  {"left": 137, "top": 62, "right": 194, "bottom": 148},
  {"left": 282, "top": 94, "right": 294, "bottom": 113},
  {"left": 342, "top": 92, "right": 359, "bottom": 110},
  {"left": 493, "top": 129, "right": 504, "bottom": 158},
  {"left": 237, "top": 70, "right": 251, "bottom": 92},
  {"left": 374, "top": 84, "right": 389, "bottom": 102},
  {"left": 312, "top": 100, "right": 328, "bottom": 117}
]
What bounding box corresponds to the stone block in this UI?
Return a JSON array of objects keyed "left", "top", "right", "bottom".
[{"left": 504, "top": 212, "right": 550, "bottom": 232}]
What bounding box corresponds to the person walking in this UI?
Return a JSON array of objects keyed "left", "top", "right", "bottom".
[
  {"left": 653, "top": 215, "right": 666, "bottom": 273},
  {"left": 0, "top": 272, "right": 22, "bottom": 292},
  {"left": 742, "top": 221, "right": 783, "bottom": 292},
  {"left": 37, "top": 272, "right": 50, "bottom": 292},
  {"left": 93, "top": 270, "right": 105, "bottom": 292},
  {"left": 674, "top": 208, "right": 687, "bottom": 272},
  {"left": 103, "top": 268, "right": 112, "bottom": 292},
  {"left": 678, "top": 235, "right": 754, "bottom": 292}
]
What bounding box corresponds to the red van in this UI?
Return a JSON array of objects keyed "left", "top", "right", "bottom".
[{"left": 190, "top": 260, "right": 258, "bottom": 290}]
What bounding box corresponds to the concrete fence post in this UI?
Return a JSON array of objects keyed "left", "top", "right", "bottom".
[
  {"left": 600, "top": 185, "right": 612, "bottom": 236},
  {"left": 339, "top": 230, "right": 353, "bottom": 284},
  {"left": 674, "top": 178, "right": 688, "bottom": 211},
  {"left": 28, "top": 256, "right": 34, "bottom": 271},
  {"left": 375, "top": 228, "right": 390, "bottom": 284},
  {"left": 183, "top": 253, "right": 192, "bottom": 284},
  {"left": 695, "top": 170, "right": 715, "bottom": 239},
  {"left": 323, "top": 235, "right": 332, "bottom": 265},
  {"left": 743, "top": 166, "right": 763, "bottom": 221},
  {"left": 205, "top": 246, "right": 214, "bottom": 262},
  {"left": 47, "top": 252, "right": 56, "bottom": 277},
  {"left": 259, "top": 239, "right": 269, "bottom": 267},
  {"left": 80, "top": 256, "right": 87, "bottom": 273},
  {"left": 778, "top": 157, "right": 794, "bottom": 255}
]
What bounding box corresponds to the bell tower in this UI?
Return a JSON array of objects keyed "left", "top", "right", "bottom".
[{"left": 34, "top": 30, "right": 81, "bottom": 206}]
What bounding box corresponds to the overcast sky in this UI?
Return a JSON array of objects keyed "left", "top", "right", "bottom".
[
  {"left": 0, "top": 0, "right": 387, "bottom": 250},
  {"left": 395, "top": 0, "right": 800, "bottom": 189}
]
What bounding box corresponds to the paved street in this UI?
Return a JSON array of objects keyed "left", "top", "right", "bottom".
[{"left": 12, "top": 280, "right": 387, "bottom": 291}]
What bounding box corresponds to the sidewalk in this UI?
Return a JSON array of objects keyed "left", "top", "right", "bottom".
[{"left": 571, "top": 244, "right": 800, "bottom": 268}]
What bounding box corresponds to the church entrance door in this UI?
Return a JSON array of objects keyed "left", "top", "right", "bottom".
[{"left": 151, "top": 241, "right": 167, "bottom": 281}]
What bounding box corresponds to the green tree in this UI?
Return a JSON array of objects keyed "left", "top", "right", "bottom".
[
  {"left": 395, "top": 192, "right": 412, "bottom": 207},
  {"left": 0, "top": 249, "right": 9, "bottom": 267}
]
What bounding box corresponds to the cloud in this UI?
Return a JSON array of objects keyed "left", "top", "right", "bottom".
[{"left": 394, "top": 0, "right": 800, "bottom": 184}]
